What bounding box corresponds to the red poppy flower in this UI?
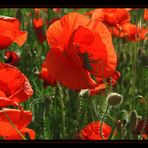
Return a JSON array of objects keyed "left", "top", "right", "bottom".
[
  {"left": 144, "top": 9, "right": 148, "bottom": 21},
  {"left": 45, "top": 12, "right": 120, "bottom": 90},
  {"left": 91, "top": 8, "right": 130, "bottom": 29},
  {"left": 0, "top": 16, "right": 27, "bottom": 50},
  {"left": 0, "top": 108, "right": 35, "bottom": 140},
  {"left": 32, "top": 18, "right": 46, "bottom": 44},
  {"left": 121, "top": 23, "right": 148, "bottom": 41},
  {"left": 4, "top": 51, "right": 20, "bottom": 66},
  {"left": 79, "top": 121, "right": 112, "bottom": 140},
  {"left": 0, "top": 62, "right": 33, "bottom": 107},
  {"left": 39, "top": 61, "right": 57, "bottom": 88},
  {"left": 109, "top": 23, "right": 148, "bottom": 41}
]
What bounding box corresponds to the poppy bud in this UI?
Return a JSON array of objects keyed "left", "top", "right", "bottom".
[
  {"left": 107, "top": 92, "right": 123, "bottom": 106},
  {"left": 129, "top": 110, "right": 138, "bottom": 132}
]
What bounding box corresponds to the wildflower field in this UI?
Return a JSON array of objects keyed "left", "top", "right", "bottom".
[{"left": 0, "top": 8, "right": 148, "bottom": 140}]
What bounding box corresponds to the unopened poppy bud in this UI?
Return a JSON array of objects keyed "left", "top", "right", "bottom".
[
  {"left": 129, "top": 110, "right": 138, "bottom": 132},
  {"left": 107, "top": 92, "right": 123, "bottom": 106}
]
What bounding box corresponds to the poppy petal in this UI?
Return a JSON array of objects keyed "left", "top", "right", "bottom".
[
  {"left": 80, "top": 121, "right": 112, "bottom": 140},
  {"left": 71, "top": 26, "right": 108, "bottom": 77},
  {"left": 0, "top": 97, "right": 14, "bottom": 107},
  {"left": 0, "top": 16, "right": 27, "bottom": 50},
  {"left": 46, "top": 12, "right": 90, "bottom": 50},
  {"left": 88, "top": 20, "right": 118, "bottom": 78},
  {"left": 20, "top": 128, "right": 35, "bottom": 140},
  {"left": 45, "top": 48, "right": 97, "bottom": 90},
  {"left": 14, "top": 31, "right": 28, "bottom": 46},
  {"left": 0, "top": 108, "right": 32, "bottom": 137},
  {"left": 0, "top": 63, "right": 33, "bottom": 104},
  {"left": 4, "top": 128, "right": 35, "bottom": 140},
  {"left": 0, "top": 34, "right": 13, "bottom": 49}
]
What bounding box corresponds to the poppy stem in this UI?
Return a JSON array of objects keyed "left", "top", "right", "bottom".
[
  {"left": 14, "top": 101, "right": 24, "bottom": 114},
  {"left": 100, "top": 105, "right": 109, "bottom": 140},
  {"left": 2, "top": 108, "right": 27, "bottom": 140}
]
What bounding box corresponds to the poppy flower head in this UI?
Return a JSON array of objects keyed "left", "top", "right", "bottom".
[
  {"left": 0, "top": 15, "right": 27, "bottom": 50},
  {"left": 0, "top": 63, "right": 33, "bottom": 107},
  {"left": 45, "top": 12, "right": 120, "bottom": 90},
  {"left": 4, "top": 51, "right": 20, "bottom": 66},
  {"left": 92, "top": 9, "right": 130, "bottom": 28},
  {"left": 121, "top": 23, "right": 148, "bottom": 41},
  {"left": 32, "top": 18, "right": 46, "bottom": 43},
  {"left": 79, "top": 121, "right": 112, "bottom": 140},
  {"left": 144, "top": 9, "right": 148, "bottom": 21},
  {"left": 0, "top": 108, "right": 35, "bottom": 140},
  {"left": 33, "top": 18, "right": 43, "bottom": 28}
]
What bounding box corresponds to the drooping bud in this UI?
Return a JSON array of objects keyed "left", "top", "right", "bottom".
[
  {"left": 129, "top": 110, "right": 138, "bottom": 132},
  {"left": 107, "top": 92, "right": 123, "bottom": 106}
]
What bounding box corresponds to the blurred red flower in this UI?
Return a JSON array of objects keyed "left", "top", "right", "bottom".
[
  {"left": 32, "top": 18, "right": 46, "bottom": 44},
  {"left": 121, "top": 23, "right": 148, "bottom": 41},
  {"left": 79, "top": 121, "right": 112, "bottom": 140},
  {"left": 91, "top": 8, "right": 130, "bottom": 29},
  {"left": 0, "top": 108, "right": 35, "bottom": 140},
  {"left": 39, "top": 61, "right": 57, "bottom": 88},
  {"left": 110, "top": 23, "right": 148, "bottom": 42},
  {"left": 0, "top": 63, "right": 33, "bottom": 107},
  {"left": 0, "top": 16, "right": 27, "bottom": 50},
  {"left": 4, "top": 51, "right": 20, "bottom": 66},
  {"left": 45, "top": 12, "right": 120, "bottom": 90},
  {"left": 144, "top": 9, "right": 148, "bottom": 21}
]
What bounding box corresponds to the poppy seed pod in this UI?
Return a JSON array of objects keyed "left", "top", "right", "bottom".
[{"left": 107, "top": 92, "right": 123, "bottom": 106}]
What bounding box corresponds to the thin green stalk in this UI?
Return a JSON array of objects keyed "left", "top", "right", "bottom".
[{"left": 100, "top": 105, "right": 109, "bottom": 140}]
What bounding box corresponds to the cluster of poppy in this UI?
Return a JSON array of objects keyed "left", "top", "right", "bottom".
[
  {"left": 1, "top": 9, "right": 147, "bottom": 140},
  {"left": 0, "top": 16, "right": 35, "bottom": 139},
  {"left": 90, "top": 8, "right": 148, "bottom": 42},
  {"left": 30, "top": 9, "right": 148, "bottom": 92}
]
